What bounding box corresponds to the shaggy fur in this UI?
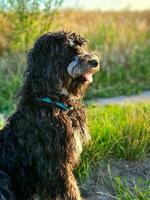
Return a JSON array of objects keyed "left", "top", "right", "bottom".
[{"left": 0, "top": 31, "right": 100, "bottom": 200}]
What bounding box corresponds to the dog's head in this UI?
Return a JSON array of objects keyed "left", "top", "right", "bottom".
[{"left": 27, "top": 31, "right": 100, "bottom": 98}]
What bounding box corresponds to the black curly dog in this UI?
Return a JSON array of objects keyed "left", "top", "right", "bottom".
[{"left": 0, "top": 31, "right": 100, "bottom": 200}]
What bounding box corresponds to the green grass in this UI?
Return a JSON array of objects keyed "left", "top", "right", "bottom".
[
  {"left": 0, "top": 53, "right": 26, "bottom": 114},
  {"left": 86, "top": 41, "right": 150, "bottom": 98},
  {"left": 75, "top": 103, "right": 150, "bottom": 179},
  {"left": 113, "top": 177, "right": 150, "bottom": 200},
  {"left": 0, "top": 114, "right": 5, "bottom": 129}
]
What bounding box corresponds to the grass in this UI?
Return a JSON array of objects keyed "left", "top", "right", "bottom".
[
  {"left": 77, "top": 103, "right": 150, "bottom": 199},
  {"left": 86, "top": 41, "right": 150, "bottom": 98},
  {"left": 0, "top": 114, "right": 5, "bottom": 129},
  {"left": 75, "top": 103, "right": 150, "bottom": 179},
  {"left": 0, "top": 52, "right": 26, "bottom": 114},
  {"left": 114, "top": 177, "right": 150, "bottom": 200}
]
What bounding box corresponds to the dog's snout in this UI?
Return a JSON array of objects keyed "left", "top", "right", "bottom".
[{"left": 89, "top": 59, "right": 99, "bottom": 67}]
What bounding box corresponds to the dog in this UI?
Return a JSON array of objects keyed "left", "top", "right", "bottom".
[{"left": 0, "top": 31, "right": 100, "bottom": 200}]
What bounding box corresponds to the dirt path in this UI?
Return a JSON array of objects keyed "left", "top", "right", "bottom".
[
  {"left": 90, "top": 91, "right": 150, "bottom": 105},
  {"left": 81, "top": 155, "right": 150, "bottom": 200}
]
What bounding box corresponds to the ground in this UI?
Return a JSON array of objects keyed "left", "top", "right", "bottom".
[{"left": 81, "top": 155, "right": 150, "bottom": 200}]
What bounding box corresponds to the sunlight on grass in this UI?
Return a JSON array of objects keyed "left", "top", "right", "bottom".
[
  {"left": 76, "top": 103, "right": 150, "bottom": 179},
  {"left": 0, "top": 115, "right": 5, "bottom": 129},
  {"left": 113, "top": 177, "right": 150, "bottom": 200}
]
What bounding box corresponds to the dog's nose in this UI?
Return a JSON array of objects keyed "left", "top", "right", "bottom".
[{"left": 89, "top": 59, "right": 99, "bottom": 67}]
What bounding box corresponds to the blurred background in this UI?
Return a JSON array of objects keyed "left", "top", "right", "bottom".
[{"left": 0, "top": 0, "right": 150, "bottom": 114}]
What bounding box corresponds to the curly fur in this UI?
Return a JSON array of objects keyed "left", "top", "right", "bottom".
[{"left": 0, "top": 31, "right": 99, "bottom": 200}]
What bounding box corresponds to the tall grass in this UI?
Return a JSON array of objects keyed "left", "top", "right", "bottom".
[
  {"left": 0, "top": 13, "right": 12, "bottom": 55},
  {"left": 0, "top": 0, "right": 63, "bottom": 52},
  {"left": 114, "top": 177, "right": 150, "bottom": 200},
  {"left": 0, "top": 53, "right": 26, "bottom": 113},
  {"left": 87, "top": 42, "right": 150, "bottom": 98},
  {"left": 0, "top": 10, "right": 150, "bottom": 112}
]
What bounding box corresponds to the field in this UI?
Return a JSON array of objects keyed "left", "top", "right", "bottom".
[
  {"left": 0, "top": 7, "right": 150, "bottom": 199},
  {"left": 0, "top": 10, "right": 150, "bottom": 112}
]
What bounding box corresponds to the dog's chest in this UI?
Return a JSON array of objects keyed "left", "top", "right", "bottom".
[
  {"left": 73, "top": 130, "right": 83, "bottom": 155},
  {"left": 48, "top": 107, "right": 86, "bottom": 156}
]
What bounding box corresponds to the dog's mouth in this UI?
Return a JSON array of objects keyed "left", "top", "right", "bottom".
[
  {"left": 83, "top": 73, "right": 93, "bottom": 83},
  {"left": 82, "top": 67, "right": 99, "bottom": 83}
]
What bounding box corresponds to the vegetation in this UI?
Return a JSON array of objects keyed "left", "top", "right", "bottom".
[
  {"left": 76, "top": 103, "right": 150, "bottom": 179},
  {"left": 0, "top": 10, "right": 150, "bottom": 112},
  {"left": 0, "top": 53, "right": 26, "bottom": 113},
  {"left": 114, "top": 177, "right": 150, "bottom": 200},
  {"left": 76, "top": 103, "right": 150, "bottom": 199},
  {"left": 0, "top": 0, "right": 63, "bottom": 52}
]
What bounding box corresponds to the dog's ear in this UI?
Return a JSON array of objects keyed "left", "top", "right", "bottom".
[{"left": 27, "top": 44, "right": 62, "bottom": 90}]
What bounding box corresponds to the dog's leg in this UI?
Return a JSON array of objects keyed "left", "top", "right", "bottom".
[
  {"left": 0, "top": 171, "right": 16, "bottom": 200},
  {"left": 60, "top": 169, "right": 82, "bottom": 200}
]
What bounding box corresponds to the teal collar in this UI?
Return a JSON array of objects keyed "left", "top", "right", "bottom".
[{"left": 37, "top": 97, "right": 72, "bottom": 111}]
